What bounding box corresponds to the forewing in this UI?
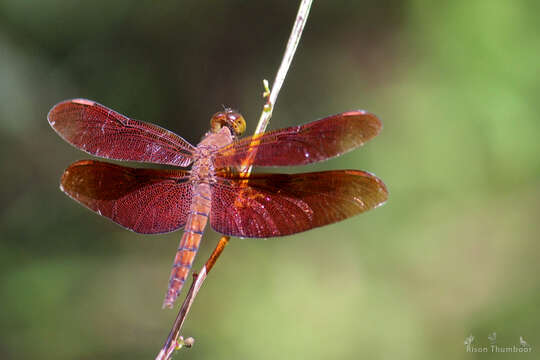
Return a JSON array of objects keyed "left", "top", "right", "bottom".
[
  {"left": 48, "top": 99, "right": 195, "bottom": 166},
  {"left": 214, "top": 111, "right": 381, "bottom": 167},
  {"left": 210, "top": 170, "right": 387, "bottom": 238},
  {"left": 60, "top": 160, "right": 192, "bottom": 234}
]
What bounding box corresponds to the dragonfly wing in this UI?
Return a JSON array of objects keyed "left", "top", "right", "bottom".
[
  {"left": 209, "top": 170, "right": 387, "bottom": 238},
  {"left": 214, "top": 111, "right": 381, "bottom": 167},
  {"left": 60, "top": 160, "right": 192, "bottom": 234},
  {"left": 48, "top": 99, "right": 195, "bottom": 166}
]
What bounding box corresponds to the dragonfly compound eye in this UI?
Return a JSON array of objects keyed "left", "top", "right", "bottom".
[{"left": 210, "top": 109, "right": 246, "bottom": 136}]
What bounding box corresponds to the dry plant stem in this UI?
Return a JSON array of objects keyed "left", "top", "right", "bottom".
[
  {"left": 155, "top": 1, "right": 313, "bottom": 359},
  {"left": 243, "top": 0, "right": 313, "bottom": 174},
  {"left": 156, "top": 236, "right": 230, "bottom": 360},
  {"left": 255, "top": 0, "right": 313, "bottom": 135}
]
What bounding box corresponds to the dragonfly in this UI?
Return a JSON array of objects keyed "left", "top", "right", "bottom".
[{"left": 48, "top": 99, "right": 388, "bottom": 308}]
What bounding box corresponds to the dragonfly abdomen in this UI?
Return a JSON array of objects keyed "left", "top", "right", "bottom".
[{"left": 162, "top": 183, "right": 211, "bottom": 308}]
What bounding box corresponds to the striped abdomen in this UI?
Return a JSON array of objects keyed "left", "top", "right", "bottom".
[{"left": 162, "top": 183, "right": 211, "bottom": 308}]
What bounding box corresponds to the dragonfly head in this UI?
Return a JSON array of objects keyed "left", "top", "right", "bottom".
[{"left": 210, "top": 108, "right": 246, "bottom": 136}]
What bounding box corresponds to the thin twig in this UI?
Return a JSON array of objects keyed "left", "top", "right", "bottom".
[
  {"left": 155, "top": 1, "right": 313, "bottom": 359},
  {"left": 242, "top": 0, "right": 313, "bottom": 174},
  {"left": 257, "top": 0, "right": 312, "bottom": 133},
  {"left": 155, "top": 236, "right": 229, "bottom": 360}
]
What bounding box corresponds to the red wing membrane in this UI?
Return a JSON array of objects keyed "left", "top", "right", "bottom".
[
  {"left": 210, "top": 170, "right": 387, "bottom": 238},
  {"left": 60, "top": 160, "right": 192, "bottom": 234},
  {"left": 48, "top": 99, "right": 195, "bottom": 166},
  {"left": 214, "top": 111, "right": 381, "bottom": 168}
]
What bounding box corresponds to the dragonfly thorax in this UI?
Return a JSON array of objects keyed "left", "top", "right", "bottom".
[
  {"left": 192, "top": 126, "right": 236, "bottom": 183},
  {"left": 190, "top": 157, "right": 216, "bottom": 183}
]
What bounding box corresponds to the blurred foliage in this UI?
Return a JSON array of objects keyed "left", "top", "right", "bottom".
[{"left": 1, "top": 0, "right": 539, "bottom": 359}]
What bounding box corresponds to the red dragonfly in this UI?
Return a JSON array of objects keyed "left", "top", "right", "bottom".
[{"left": 48, "top": 99, "right": 387, "bottom": 308}]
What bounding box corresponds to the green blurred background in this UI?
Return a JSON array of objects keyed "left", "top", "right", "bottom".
[{"left": 1, "top": 1, "right": 539, "bottom": 359}]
